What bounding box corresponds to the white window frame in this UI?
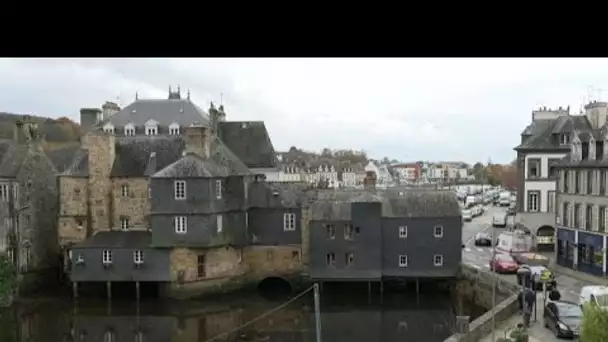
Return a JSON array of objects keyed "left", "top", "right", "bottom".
[
  {"left": 124, "top": 123, "right": 136, "bottom": 136},
  {"left": 283, "top": 213, "right": 296, "bottom": 231},
  {"left": 398, "top": 254, "right": 408, "bottom": 267},
  {"left": 527, "top": 191, "right": 540, "bottom": 213},
  {"left": 434, "top": 225, "right": 443, "bottom": 238},
  {"left": 102, "top": 250, "right": 112, "bottom": 264},
  {"left": 215, "top": 179, "right": 223, "bottom": 199},
  {"left": 174, "top": 180, "right": 186, "bottom": 200},
  {"left": 120, "top": 218, "right": 129, "bottom": 231},
  {"left": 175, "top": 216, "right": 187, "bottom": 234},
  {"left": 433, "top": 254, "right": 443, "bottom": 266},
  {"left": 133, "top": 250, "right": 144, "bottom": 264},
  {"left": 145, "top": 119, "right": 159, "bottom": 136},
  {"left": 121, "top": 184, "right": 129, "bottom": 197},
  {"left": 217, "top": 215, "right": 223, "bottom": 233},
  {"left": 0, "top": 183, "right": 8, "bottom": 201},
  {"left": 169, "top": 122, "right": 180, "bottom": 135},
  {"left": 103, "top": 123, "right": 115, "bottom": 134},
  {"left": 398, "top": 226, "right": 407, "bottom": 238}
]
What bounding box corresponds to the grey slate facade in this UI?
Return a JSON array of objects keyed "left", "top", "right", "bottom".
[{"left": 308, "top": 188, "right": 462, "bottom": 281}]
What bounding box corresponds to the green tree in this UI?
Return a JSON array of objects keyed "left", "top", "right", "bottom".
[
  {"left": 581, "top": 304, "right": 608, "bottom": 341},
  {"left": 0, "top": 253, "right": 18, "bottom": 308}
]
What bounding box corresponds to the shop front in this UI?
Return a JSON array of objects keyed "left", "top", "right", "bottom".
[
  {"left": 577, "top": 231, "right": 605, "bottom": 277},
  {"left": 556, "top": 227, "right": 575, "bottom": 269}
]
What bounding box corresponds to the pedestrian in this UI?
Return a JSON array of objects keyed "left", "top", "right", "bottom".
[
  {"left": 549, "top": 285, "right": 561, "bottom": 301},
  {"left": 523, "top": 288, "right": 535, "bottom": 327}
]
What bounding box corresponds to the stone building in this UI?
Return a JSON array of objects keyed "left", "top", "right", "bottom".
[{"left": 0, "top": 116, "right": 80, "bottom": 291}]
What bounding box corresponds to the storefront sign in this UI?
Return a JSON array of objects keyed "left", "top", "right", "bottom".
[{"left": 537, "top": 236, "right": 555, "bottom": 245}]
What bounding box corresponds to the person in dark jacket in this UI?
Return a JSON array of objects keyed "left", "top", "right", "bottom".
[{"left": 549, "top": 286, "right": 561, "bottom": 301}]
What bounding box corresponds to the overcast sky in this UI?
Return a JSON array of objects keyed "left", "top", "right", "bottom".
[{"left": 1, "top": 58, "right": 607, "bottom": 164}]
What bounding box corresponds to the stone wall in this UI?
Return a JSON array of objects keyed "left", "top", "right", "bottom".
[
  {"left": 243, "top": 245, "right": 302, "bottom": 279},
  {"left": 58, "top": 177, "right": 88, "bottom": 246},
  {"left": 83, "top": 132, "right": 115, "bottom": 233},
  {"left": 444, "top": 265, "right": 521, "bottom": 342},
  {"left": 111, "top": 177, "right": 149, "bottom": 230},
  {"left": 300, "top": 205, "right": 312, "bottom": 268}
]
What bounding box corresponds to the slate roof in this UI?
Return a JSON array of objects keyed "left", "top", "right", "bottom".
[
  {"left": 515, "top": 116, "right": 593, "bottom": 151},
  {"left": 310, "top": 189, "right": 461, "bottom": 220},
  {"left": 44, "top": 143, "right": 80, "bottom": 173},
  {"left": 72, "top": 231, "right": 151, "bottom": 248},
  {"left": 250, "top": 181, "right": 313, "bottom": 208},
  {"left": 99, "top": 98, "right": 210, "bottom": 130},
  {"left": 218, "top": 121, "right": 277, "bottom": 169},
  {"left": 0, "top": 144, "right": 29, "bottom": 177}
]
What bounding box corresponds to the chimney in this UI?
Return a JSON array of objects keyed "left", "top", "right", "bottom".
[
  {"left": 80, "top": 108, "right": 102, "bottom": 133},
  {"left": 14, "top": 116, "right": 39, "bottom": 144},
  {"left": 184, "top": 124, "right": 211, "bottom": 158},
  {"left": 101, "top": 102, "right": 121, "bottom": 121},
  {"left": 364, "top": 170, "right": 377, "bottom": 190}
]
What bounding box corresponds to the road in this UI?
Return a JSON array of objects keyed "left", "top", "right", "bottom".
[{"left": 462, "top": 206, "right": 586, "bottom": 341}]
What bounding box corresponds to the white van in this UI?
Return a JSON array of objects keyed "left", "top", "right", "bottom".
[
  {"left": 579, "top": 285, "right": 608, "bottom": 309},
  {"left": 492, "top": 212, "right": 507, "bottom": 227}
]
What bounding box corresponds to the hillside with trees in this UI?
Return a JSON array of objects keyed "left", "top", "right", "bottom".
[{"left": 0, "top": 112, "right": 81, "bottom": 148}]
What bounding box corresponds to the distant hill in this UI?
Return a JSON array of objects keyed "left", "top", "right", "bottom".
[{"left": 0, "top": 112, "right": 81, "bottom": 147}]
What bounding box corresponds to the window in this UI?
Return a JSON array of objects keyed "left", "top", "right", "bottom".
[
  {"left": 345, "top": 253, "right": 354, "bottom": 267},
  {"left": 587, "top": 170, "right": 594, "bottom": 194},
  {"left": 586, "top": 204, "right": 593, "bottom": 231},
  {"left": 0, "top": 183, "right": 8, "bottom": 201},
  {"left": 434, "top": 225, "right": 443, "bottom": 238},
  {"left": 547, "top": 191, "right": 556, "bottom": 213},
  {"left": 103, "top": 123, "right": 114, "bottom": 134},
  {"left": 527, "top": 191, "right": 540, "bottom": 212},
  {"left": 326, "top": 253, "right": 336, "bottom": 267},
  {"left": 120, "top": 218, "right": 129, "bottom": 231},
  {"left": 174, "top": 180, "right": 186, "bottom": 200},
  {"left": 602, "top": 171, "right": 607, "bottom": 195},
  {"left": 174, "top": 216, "right": 187, "bottom": 234},
  {"left": 216, "top": 215, "right": 223, "bottom": 233},
  {"left": 574, "top": 171, "right": 580, "bottom": 193},
  {"left": 23, "top": 246, "right": 31, "bottom": 270},
  {"left": 135, "top": 331, "right": 145, "bottom": 342},
  {"left": 574, "top": 204, "right": 581, "bottom": 228},
  {"left": 169, "top": 123, "right": 180, "bottom": 135},
  {"left": 600, "top": 206, "right": 607, "bottom": 233},
  {"left": 283, "top": 213, "right": 296, "bottom": 231},
  {"left": 561, "top": 133, "right": 570, "bottom": 145},
  {"left": 527, "top": 159, "right": 541, "bottom": 178},
  {"left": 548, "top": 159, "right": 561, "bottom": 178},
  {"left": 433, "top": 254, "right": 444, "bottom": 266},
  {"left": 133, "top": 250, "right": 144, "bottom": 264},
  {"left": 215, "top": 180, "right": 223, "bottom": 199},
  {"left": 102, "top": 250, "right": 112, "bottom": 264},
  {"left": 124, "top": 123, "right": 136, "bottom": 136},
  {"left": 344, "top": 224, "right": 354, "bottom": 240},
  {"left": 399, "top": 226, "right": 407, "bottom": 238},
  {"left": 197, "top": 254, "right": 206, "bottom": 277},
  {"left": 24, "top": 215, "right": 30, "bottom": 226},
  {"left": 121, "top": 184, "right": 129, "bottom": 197},
  {"left": 103, "top": 331, "right": 115, "bottom": 342},
  {"left": 325, "top": 224, "right": 335, "bottom": 239},
  {"left": 292, "top": 251, "right": 300, "bottom": 261},
  {"left": 399, "top": 255, "right": 408, "bottom": 267},
  {"left": 563, "top": 170, "right": 570, "bottom": 193}
]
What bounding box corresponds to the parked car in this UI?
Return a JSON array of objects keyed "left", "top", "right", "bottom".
[
  {"left": 543, "top": 300, "right": 582, "bottom": 339},
  {"left": 471, "top": 206, "right": 480, "bottom": 217},
  {"left": 579, "top": 285, "right": 608, "bottom": 309},
  {"left": 474, "top": 232, "right": 492, "bottom": 246},
  {"left": 490, "top": 253, "right": 519, "bottom": 274},
  {"left": 512, "top": 253, "right": 550, "bottom": 266},
  {"left": 517, "top": 264, "right": 556, "bottom": 291},
  {"left": 462, "top": 209, "right": 472, "bottom": 222},
  {"left": 492, "top": 212, "right": 507, "bottom": 228}
]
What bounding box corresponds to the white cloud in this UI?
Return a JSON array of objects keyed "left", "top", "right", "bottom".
[{"left": 1, "top": 58, "right": 607, "bottom": 164}]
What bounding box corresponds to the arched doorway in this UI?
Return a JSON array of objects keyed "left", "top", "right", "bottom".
[
  {"left": 536, "top": 225, "right": 555, "bottom": 252},
  {"left": 258, "top": 277, "right": 292, "bottom": 298}
]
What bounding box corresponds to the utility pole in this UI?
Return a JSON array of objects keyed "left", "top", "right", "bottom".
[{"left": 314, "top": 283, "right": 323, "bottom": 342}]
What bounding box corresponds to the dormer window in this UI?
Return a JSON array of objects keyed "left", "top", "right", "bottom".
[
  {"left": 124, "top": 123, "right": 135, "bottom": 136},
  {"left": 169, "top": 122, "right": 180, "bottom": 135},
  {"left": 561, "top": 133, "right": 571, "bottom": 145},
  {"left": 145, "top": 119, "right": 159, "bottom": 136},
  {"left": 102, "top": 123, "right": 115, "bottom": 134}
]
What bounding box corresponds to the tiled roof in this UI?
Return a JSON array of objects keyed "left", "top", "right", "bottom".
[
  {"left": 72, "top": 231, "right": 151, "bottom": 248},
  {"left": 515, "top": 115, "right": 593, "bottom": 151}
]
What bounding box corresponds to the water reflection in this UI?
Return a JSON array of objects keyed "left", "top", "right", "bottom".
[{"left": 0, "top": 290, "right": 483, "bottom": 342}]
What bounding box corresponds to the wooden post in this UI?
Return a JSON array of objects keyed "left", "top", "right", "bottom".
[
  {"left": 106, "top": 281, "right": 112, "bottom": 301},
  {"left": 72, "top": 282, "right": 78, "bottom": 299},
  {"left": 136, "top": 281, "right": 140, "bottom": 301}
]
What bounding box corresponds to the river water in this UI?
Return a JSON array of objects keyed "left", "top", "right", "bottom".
[{"left": 0, "top": 283, "right": 484, "bottom": 342}]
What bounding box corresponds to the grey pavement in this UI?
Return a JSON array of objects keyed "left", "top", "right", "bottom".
[{"left": 460, "top": 207, "right": 583, "bottom": 341}]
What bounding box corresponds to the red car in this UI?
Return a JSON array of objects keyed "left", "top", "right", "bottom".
[{"left": 490, "top": 253, "right": 519, "bottom": 274}]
